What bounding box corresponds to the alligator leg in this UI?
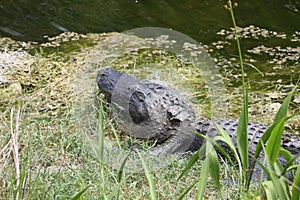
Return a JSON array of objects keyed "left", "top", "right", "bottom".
[{"left": 149, "top": 129, "right": 199, "bottom": 155}]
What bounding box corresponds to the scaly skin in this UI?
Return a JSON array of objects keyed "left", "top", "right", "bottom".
[
  {"left": 192, "top": 118, "right": 300, "bottom": 159},
  {"left": 97, "top": 67, "right": 300, "bottom": 159}
]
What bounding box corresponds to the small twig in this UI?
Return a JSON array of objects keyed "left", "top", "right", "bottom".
[
  {"left": 244, "top": 63, "right": 264, "bottom": 77},
  {"left": 0, "top": 140, "right": 12, "bottom": 160},
  {"left": 0, "top": 140, "right": 13, "bottom": 175},
  {"left": 10, "top": 107, "right": 21, "bottom": 200}
]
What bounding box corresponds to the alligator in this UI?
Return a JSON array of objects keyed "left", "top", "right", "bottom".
[{"left": 96, "top": 67, "right": 300, "bottom": 165}]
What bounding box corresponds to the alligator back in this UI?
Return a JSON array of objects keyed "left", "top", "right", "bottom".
[{"left": 191, "top": 118, "right": 300, "bottom": 156}]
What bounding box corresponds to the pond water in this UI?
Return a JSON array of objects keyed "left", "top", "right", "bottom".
[
  {"left": 0, "top": 1, "right": 299, "bottom": 43},
  {"left": 1, "top": 1, "right": 299, "bottom": 82},
  {"left": 0, "top": 0, "right": 299, "bottom": 132}
]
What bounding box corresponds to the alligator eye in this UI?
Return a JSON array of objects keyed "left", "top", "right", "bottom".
[{"left": 100, "top": 73, "right": 107, "bottom": 79}]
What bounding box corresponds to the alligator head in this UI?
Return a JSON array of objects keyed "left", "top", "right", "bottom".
[{"left": 97, "top": 67, "right": 123, "bottom": 102}]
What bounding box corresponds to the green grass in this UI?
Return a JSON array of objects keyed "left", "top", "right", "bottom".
[
  {"left": 0, "top": 92, "right": 263, "bottom": 199},
  {"left": 1, "top": 4, "right": 299, "bottom": 199}
]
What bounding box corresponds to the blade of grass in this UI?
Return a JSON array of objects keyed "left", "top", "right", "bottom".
[
  {"left": 137, "top": 152, "right": 157, "bottom": 200},
  {"left": 263, "top": 87, "right": 296, "bottom": 164},
  {"left": 265, "top": 117, "right": 287, "bottom": 163},
  {"left": 178, "top": 178, "right": 199, "bottom": 200},
  {"left": 212, "top": 122, "right": 240, "bottom": 162},
  {"left": 279, "top": 149, "right": 300, "bottom": 178},
  {"left": 27, "top": 166, "right": 42, "bottom": 200},
  {"left": 279, "top": 148, "right": 295, "bottom": 163},
  {"left": 117, "top": 151, "right": 131, "bottom": 183},
  {"left": 262, "top": 181, "right": 278, "bottom": 200},
  {"left": 196, "top": 139, "right": 221, "bottom": 199},
  {"left": 236, "top": 91, "right": 249, "bottom": 183},
  {"left": 178, "top": 132, "right": 221, "bottom": 199},
  {"left": 273, "top": 87, "right": 296, "bottom": 123},
  {"left": 98, "top": 99, "right": 105, "bottom": 163},
  {"left": 256, "top": 88, "right": 295, "bottom": 158},
  {"left": 227, "top": 0, "right": 249, "bottom": 187},
  {"left": 212, "top": 121, "right": 243, "bottom": 182},
  {"left": 207, "top": 141, "right": 221, "bottom": 192},
  {"left": 262, "top": 142, "right": 289, "bottom": 200},
  {"left": 250, "top": 88, "right": 296, "bottom": 185},
  {"left": 291, "top": 165, "right": 300, "bottom": 200},
  {"left": 193, "top": 129, "right": 237, "bottom": 166},
  {"left": 98, "top": 99, "right": 107, "bottom": 200},
  {"left": 116, "top": 152, "right": 131, "bottom": 200},
  {"left": 283, "top": 152, "right": 300, "bottom": 173},
  {"left": 251, "top": 156, "right": 271, "bottom": 180},
  {"left": 177, "top": 142, "right": 206, "bottom": 180},
  {"left": 17, "top": 158, "right": 27, "bottom": 199},
  {"left": 110, "top": 122, "right": 122, "bottom": 148},
  {"left": 70, "top": 186, "right": 89, "bottom": 200},
  {"left": 210, "top": 136, "right": 235, "bottom": 165},
  {"left": 196, "top": 156, "right": 209, "bottom": 200}
]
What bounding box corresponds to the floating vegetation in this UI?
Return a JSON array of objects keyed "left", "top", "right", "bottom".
[
  {"left": 248, "top": 45, "right": 299, "bottom": 65},
  {"left": 0, "top": 37, "right": 34, "bottom": 51},
  {"left": 217, "top": 25, "right": 289, "bottom": 40},
  {"left": 41, "top": 32, "right": 88, "bottom": 48},
  {"left": 213, "top": 25, "right": 299, "bottom": 66}
]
